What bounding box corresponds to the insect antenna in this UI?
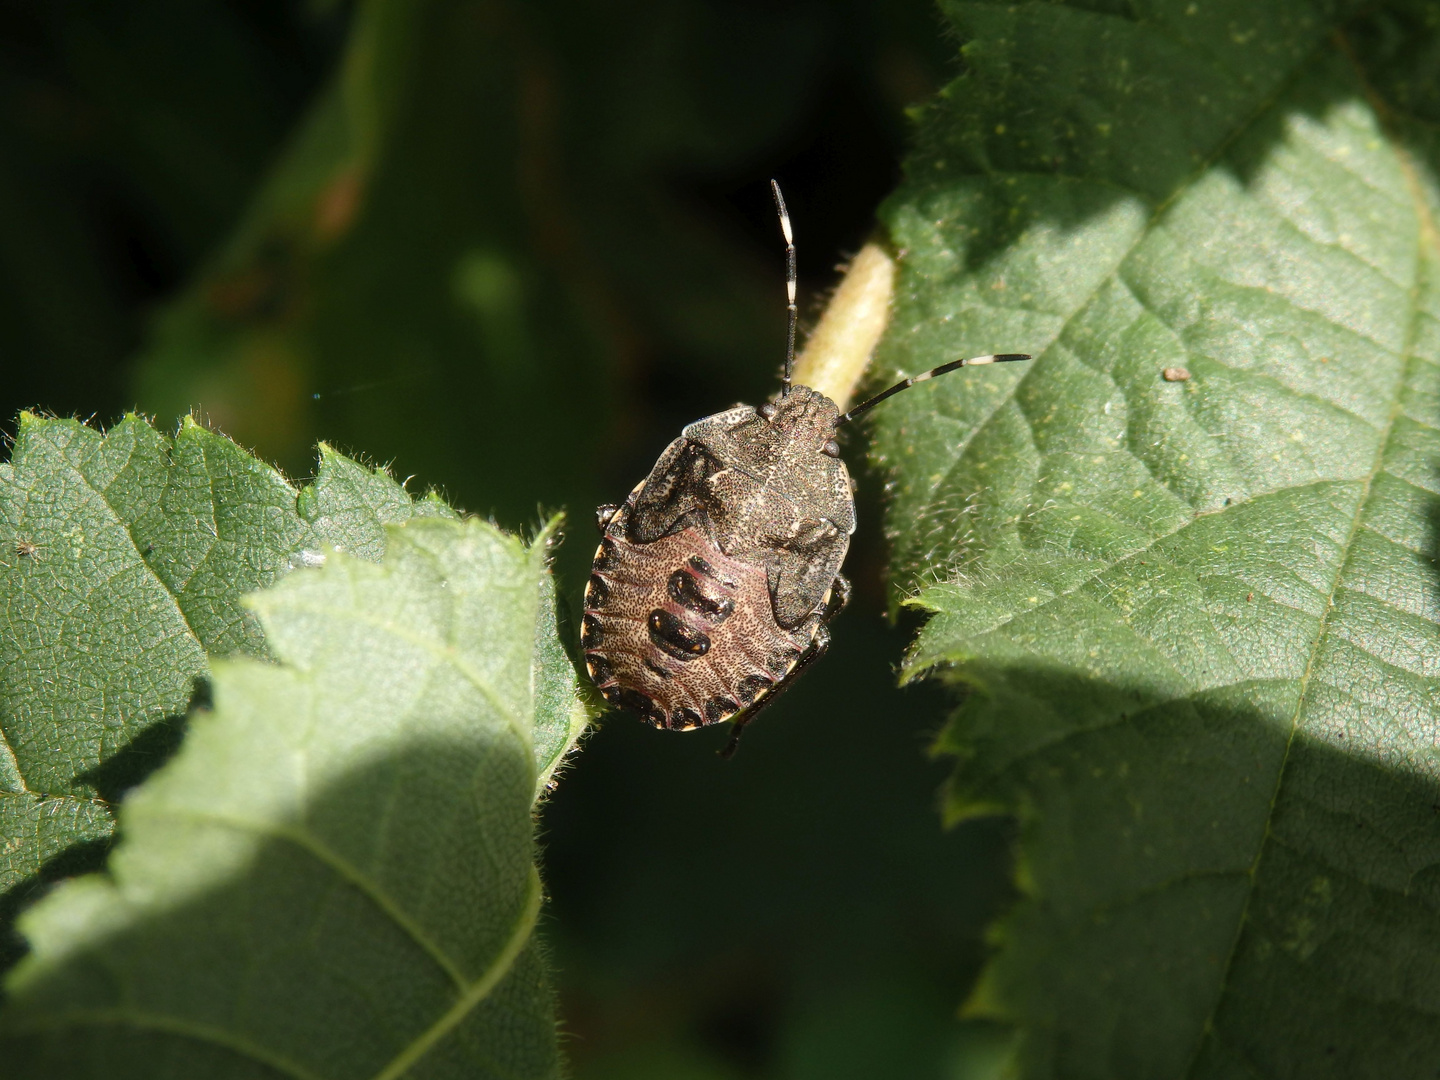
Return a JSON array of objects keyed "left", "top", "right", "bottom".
[
  {"left": 770, "top": 179, "right": 797, "bottom": 398},
  {"left": 838, "top": 353, "right": 1031, "bottom": 424}
]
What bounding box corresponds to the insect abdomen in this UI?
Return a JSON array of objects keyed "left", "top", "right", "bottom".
[{"left": 583, "top": 508, "right": 816, "bottom": 731}]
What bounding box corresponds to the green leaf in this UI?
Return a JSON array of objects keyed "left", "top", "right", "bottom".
[
  {"left": 0, "top": 414, "right": 457, "bottom": 963},
  {"left": 0, "top": 515, "right": 578, "bottom": 1077},
  {"left": 529, "top": 570, "right": 590, "bottom": 796},
  {"left": 872, "top": 1, "right": 1440, "bottom": 1075}
]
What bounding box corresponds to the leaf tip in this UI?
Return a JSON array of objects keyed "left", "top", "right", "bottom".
[
  {"left": 939, "top": 794, "right": 1009, "bottom": 829},
  {"left": 532, "top": 512, "right": 566, "bottom": 553},
  {"left": 957, "top": 966, "right": 1012, "bottom": 1025},
  {"left": 15, "top": 410, "right": 48, "bottom": 436}
]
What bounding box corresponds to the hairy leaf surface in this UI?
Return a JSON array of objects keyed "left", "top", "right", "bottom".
[
  {"left": 0, "top": 414, "right": 456, "bottom": 961},
  {"left": 871, "top": 1, "right": 1440, "bottom": 1076},
  {"left": 1, "top": 516, "right": 579, "bottom": 1077}
]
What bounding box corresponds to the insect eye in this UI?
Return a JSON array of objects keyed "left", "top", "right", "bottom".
[
  {"left": 822, "top": 439, "right": 841, "bottom": 458},
  {"left": 759, "top": 402, "right": 778, "bottom": 420}
]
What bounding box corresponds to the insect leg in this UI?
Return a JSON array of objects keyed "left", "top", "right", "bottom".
[
  {"left": 820, "top": 575, "right": 851, "bottom": 624},
  {"left": 595, "top": 504, "right": 620, "bottom": 532},
  {"left": 719, "top": 624, "right": 831, "bottom": 760}
]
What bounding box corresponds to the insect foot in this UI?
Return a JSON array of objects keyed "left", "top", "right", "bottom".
[{"left": 582, "top": 180, "right": 1029, "bottom": 751}]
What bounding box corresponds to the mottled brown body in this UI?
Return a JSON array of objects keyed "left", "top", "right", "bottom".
[
  {"left": 583, "top": 385, "right": 853, "bottom": 737},
  {"left": 583, "top": 179, "right": 1027, "bottom": 747},
  {"left": 583, "top": 488, "right": 826, "bottom": 730}
]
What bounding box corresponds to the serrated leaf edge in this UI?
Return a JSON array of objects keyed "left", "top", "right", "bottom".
[{"left": 900, "top": 28, "right": 1440, "bottom": 1063}]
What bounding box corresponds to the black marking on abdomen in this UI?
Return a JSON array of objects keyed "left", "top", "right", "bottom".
[
  {"left": 688, "top": 553, "right": 737, "bottom": 588},
  {"left": 667, "top": 569, "right": 734, "bottom": 621},
  {"left": 767, "top": 646, "right": 802, "bottom": 676},
  {"left": 648, "top": 609, "right": 711, "bottom": 661},
  {"left": 586, "top": 573, "right": 611, "bottom": 607},
  {"left": 643, "top": 658, "right": 672, "bottom": 679},
  {"left": 670, "top": 706, "right": 703, "bottom": 730},
  {"left": 585, "top": 653, "right": 614, "bottom": 686},
  {"left": 614, "top": 687, "right": 666, "bottom": 726},
  {"left": 592, "top": 538, "right": 619, "bottom": 573},
  {"left": 704, "top": 697, "right": 739, "bottom": 724},
  {"left": 581, "top": 614, "right": 604, "bottom": 650},
  {"left": 735, "top": 673, "right": 773, "bottom": 705}
]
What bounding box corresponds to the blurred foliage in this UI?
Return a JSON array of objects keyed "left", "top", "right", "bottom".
[
  {"left": 0, "top": 1, "right": 339, "bottom": 426},
  {"left": 0, "top": 1, "right": 1015, "bottom": 1077}
]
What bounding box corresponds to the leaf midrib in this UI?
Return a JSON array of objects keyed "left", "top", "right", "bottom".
[
  {"left": 370, "top": 867, "right": 543, "bottom": 1080},
  {"left": 906, "top": 24, "right": 1346, "bottom": 570},
  {"left": 4, "top": 845, "right": 545, "bottom": 1080},
  {"left": 0, "top": 790, "right": 109, "bottom": 811},
  {"left": 907, "top": 14, "right": 1436, "bottom": 1068},
  {"left": 8, "top": 714, "right": 547, "bottom": 1079},
  {"left": 1178, "top": 71, "right": 1433, "bottom": 1074},
  {"left": 908, "top": 18, "right": 1402, "bottom": 662}
]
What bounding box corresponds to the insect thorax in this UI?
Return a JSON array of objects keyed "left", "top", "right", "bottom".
[{"left": 681, "top": 386, "right": 855, "bottom": 555}]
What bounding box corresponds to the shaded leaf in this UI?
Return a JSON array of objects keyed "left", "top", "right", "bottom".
[
  {"left": 871, "top": 1, "right": 1440, "bottom": 1075},
  {"left": 0, "top": 413, "right": 456, "bottom": 963},
  {"left": 1, "top": 516, "right": 577, "bottom": 1078}
]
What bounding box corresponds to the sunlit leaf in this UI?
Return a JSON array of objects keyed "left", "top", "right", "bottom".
[
  {"left": 1, "top": 516, "right": 579, "bottom": 1078},
  {"left": 871, "top": 1, "right": 1440, "bottom": 1074},
  {"left": 0, "top": 413, "right": 458, "bottom": 963}
]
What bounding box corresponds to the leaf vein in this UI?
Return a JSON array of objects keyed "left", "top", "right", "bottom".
[
  {"left": 1180, "top": 100, "right": 1429, "bottom": 1078},
  {"left": 143, "top": 804, "right": 468, "bottom": 992},
  {"left": 967, "top": 677, "right": 1298, "bottom": 780},
  {"left": 257, "top": 601, "right": 527, "bottom": 739},
  {"left": 913, "top": 32, "right": 1347, "bottom": 570},
  {"left": 368, "top": 866, "right": 543, "bottom": 1080},
  {"left": 1357, "top": 517, "right": 1434, "bottom": 559},
  {"left": 1169, "top": 350, "right": 1383, "bottom": 431},
  {"left": 0, "top": 1009, "right": 325, "bottom": 1080}
]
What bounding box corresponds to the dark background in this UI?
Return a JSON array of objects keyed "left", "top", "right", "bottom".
[{"left": 0, "top": 2, "right": 1013, "bottom": 1076}]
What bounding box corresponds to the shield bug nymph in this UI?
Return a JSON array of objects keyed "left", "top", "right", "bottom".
[{"left": 584, "top": 181, "right": 1029, "bottom": 754}]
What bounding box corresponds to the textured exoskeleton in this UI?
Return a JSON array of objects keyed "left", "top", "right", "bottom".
[
  {"left": 629, "top": 386, "right": 854, "bottom": 628},
  {"left": 582, "top": 179, "right": 1028, "bottom": 753},
  {"left": 582, "top": 385, "right": 853, "bottom": 744}
]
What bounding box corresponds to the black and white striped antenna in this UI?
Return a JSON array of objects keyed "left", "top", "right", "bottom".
[
  {"left": 770, "top": 180, "right": 797, "bottom": 398},
  {"left": 770, "top": 178, "right": 1028, "bottom": 416},
  {"left": 839, "top": 353, "right": 1031, "bottom": 424}
]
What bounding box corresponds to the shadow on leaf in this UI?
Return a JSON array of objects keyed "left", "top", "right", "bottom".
[
  {"left": 933, "top": 660, "right": 1440, "bottom": 1079},
  {"left": 77, "top": 681, "right": 210, "bottom": 807},
  {"left": 1, "top": 735, "right": 557, "bottom": 1079}
]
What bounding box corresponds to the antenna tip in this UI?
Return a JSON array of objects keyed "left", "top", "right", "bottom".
[
  {"left": 770, "top": 181, "right": 793, "bottom": 243},
  {"left": 967, "top": 353, "right": 1031, "bottom": 366}
]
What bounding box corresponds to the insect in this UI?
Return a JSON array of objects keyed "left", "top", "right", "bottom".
[
  {"left": 15, "top": 539, "right": 38, "bottom": 560},
  {"left": 583, "top": 181, "right": 1029, "bottom": 754}
]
